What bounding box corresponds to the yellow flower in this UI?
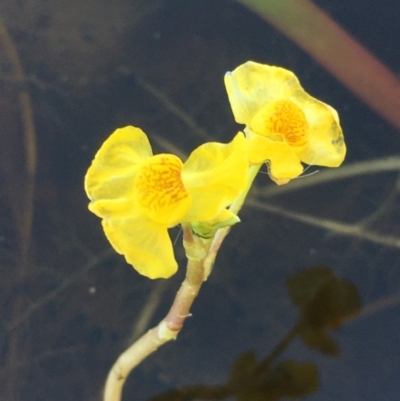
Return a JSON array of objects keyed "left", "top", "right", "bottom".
[
  {"left": 84, "top": 126, "right": 249, "bottom": 279},
  {"left": 225, "top": 61, "right": 346, "bottom": 185}
]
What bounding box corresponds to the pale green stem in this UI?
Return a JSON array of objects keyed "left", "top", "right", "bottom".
[
  {"left": 203, "top": 164, "right": 261, "bottom": 276},
  {"left": 103, "top": 226, "right": 210, "bottom": 401},
  {"left": 235, "top": 0, "right": 400, "bottom": 130}
]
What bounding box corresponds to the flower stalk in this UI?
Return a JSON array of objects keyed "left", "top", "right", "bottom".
[
  {"left": 104, "top": 226, "right": 211, "bottom": 401},
  {"left": 203, "top": 164, "right": 261, "bottom": 277}
]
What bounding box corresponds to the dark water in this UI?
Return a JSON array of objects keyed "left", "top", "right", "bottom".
[{"left": 1, "top": 0, "right": 400, "bottom": 400}]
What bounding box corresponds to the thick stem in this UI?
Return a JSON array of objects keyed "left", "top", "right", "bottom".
[
  {"left": 103, "top": 226, "right": 210, "bottom": 401},
  {"left": 103, "top": 326, "right": 171, "bottom": 401}
]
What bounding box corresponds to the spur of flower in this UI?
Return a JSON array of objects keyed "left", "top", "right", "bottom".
[
  {"left": 84, "top": 126, "right": 249, "bottom": 279},
  {"left": 225, "top": 61, "right": 346, "bottom": 185}
]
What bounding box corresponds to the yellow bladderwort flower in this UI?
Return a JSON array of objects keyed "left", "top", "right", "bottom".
[
  {"left": 84, "top": 126, "right": 249, "bottom": 279},
  {"left": 225, "top": 61, "right": 346, "bottom": 185}
]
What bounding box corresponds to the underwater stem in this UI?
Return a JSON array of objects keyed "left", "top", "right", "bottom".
[
  {"left": 0, "top": 14, "right": 37, "bottom": 255},
  {"left": 0, "top": 15, "right": 37, "bottom": 401},
  {"left": 256, "top": 321, "right": 303, "bottom": 374}
]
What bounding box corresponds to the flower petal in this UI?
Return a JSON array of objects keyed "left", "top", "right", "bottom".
[
  {"left": 133, "top": 154, "right": 192, "bottom": 226},
  {"left": 225, "top": 61, "right": 302, "bottom": 126},
  {"left": 102, "top": 216, "right": 177, "bottom": 279},
  {"left": 298, "top": 100, "right": 346, "bottom": 167},
  {"left": 251, "top": 99, "right": 308, "bottom": 150},
  {"left": 181, "top": 132, "right": 249, "bottom": 222},
  {"left": 84, "top": 126, "right": 152, "bottom": 219},
  {"left": 247, "top": 129, "right": 303, "bottom": 184}
]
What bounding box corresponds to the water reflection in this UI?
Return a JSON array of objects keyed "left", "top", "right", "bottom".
[{"left": 148, "top": 266, "right": 361, "bottom": 401}]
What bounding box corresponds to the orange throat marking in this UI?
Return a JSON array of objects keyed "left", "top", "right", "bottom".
[{"left": 254, "top": 99, "right": 309, "bottom": 148}]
